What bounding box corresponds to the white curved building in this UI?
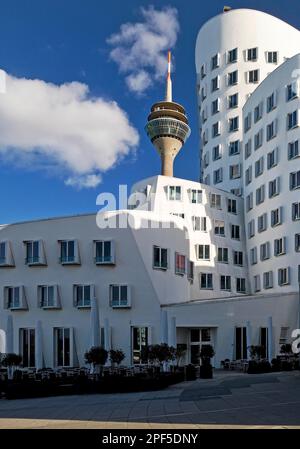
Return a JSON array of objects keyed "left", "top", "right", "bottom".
[
  {"left": 243, "top": 53, "right": 300, "bottom": 295},
  {"left": 195, "top": 8, "right": 300, "bottom": 195}
]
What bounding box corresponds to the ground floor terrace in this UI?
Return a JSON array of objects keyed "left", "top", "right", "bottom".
[{"left": 0, "top": 370, "right": 299, "bottom": 428}]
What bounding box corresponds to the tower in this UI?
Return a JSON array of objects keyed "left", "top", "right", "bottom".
[{"left": 145, "top": 51, "right": 191, "bottom": 177}]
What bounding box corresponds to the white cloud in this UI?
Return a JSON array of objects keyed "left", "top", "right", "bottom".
[
  {"left": 65, "top": 174, "right": 102, "bottom": 189},
  {"left": 107, "top": 5, "right": 179, "bottom": 94},
  {"left": 0, "top": 72, "right": 139, "bottom": 187}
]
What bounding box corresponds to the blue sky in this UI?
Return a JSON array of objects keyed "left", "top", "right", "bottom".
[{"left": 0, "top": 0, "right": 299, "bottom": 223}]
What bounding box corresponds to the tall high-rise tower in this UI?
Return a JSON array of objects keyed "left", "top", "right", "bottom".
[{"left": 145, "top": 52, "right": 191, "bottom": 177}]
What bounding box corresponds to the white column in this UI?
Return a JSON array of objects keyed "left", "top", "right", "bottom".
[
  {"left": 268, "top": 316, "right": 273, "bottom": 362},
  {"left": 35, "top": 320, "right": 43, "bottom": 370},
  {"left": 169, "top": 316, "right": 177, "bottom": 348},
  {"left": 5, "top": 315, "right": 13, "bottom": 354},
  {"left": 246, "top": 321, "right": 252, "bottom": 360},
  {"left": 104, "top": 318, "right": 111, "bottom": 352},
  {"left": 90, "top": 297, "right": 100, "bottom": 348},
  {"left": 160, "top": 310, "right": 168, "bottom": 344}
]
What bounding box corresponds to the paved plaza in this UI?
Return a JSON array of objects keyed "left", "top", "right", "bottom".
[{"left": 0, "top": 371, "right": 299, "bottom": 429}]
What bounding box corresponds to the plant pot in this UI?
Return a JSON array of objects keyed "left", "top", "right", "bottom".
[{"left": 200, "top": 364, "right": 213, "bottom": 379}]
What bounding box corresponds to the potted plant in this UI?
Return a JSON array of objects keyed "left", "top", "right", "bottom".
[
  {"left": 109, "top": 349, "right": 125, "bottom": 372},
  {"left": 200, "top": 345, "right": 215, "bottom": 379},
  {"left": 2, "top": 353, "right": 22, "bottom": 380},
  {"left": 280, "top": 344, "right": 293, "bottom": 371},
  {"left": 145, "top": 344, "right": 175, "bottom": 372},
  {"left": 84, "top": 346, "right": 108, "bottom": 376},
  {"left": 175, "top": 345, "right": 187, "bottom": 368}
]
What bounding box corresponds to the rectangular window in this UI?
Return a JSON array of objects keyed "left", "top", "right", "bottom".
[
  {"left": 197, "top": 244, "right": 210, "bottom": 260},
  {"left": 271, "top": 207, "right": 283, "bottom": 227},
  {"left": 267, "top": 51, "right": 278, "bottom": 64},
  {"left": 233, "top": 251, "right": 243, "bottom": 266},
  {"left": 200, "top": 63, "right": 206, "bottom": 79},
  {"left": 229, "top": 164, "right": 241, "bottom": 179},
  {"left": 266, "top": 120, "right": 277, "bottom": 141},
  {"left": 229, "top": 140, "right": 240, "bottom": 156},
  {"left": 231, "top": 224, "right": 240, "bottom": 240},
  {"left": 132, "top": 327, "right": 148, "bottom": 364},
  {"left": 245, "top": 139, "right": 252, "bottom": 159},
  {"left": 168, "top": 186, "right": 182, "bottom": 201},
  {"left": 235, "top": 327, "right": 247, "bottom": 360},
  {"left": 246, "top": 193, "right": 253, "bottom": 212},
  {"left": 5, "top": 286, "right": 20, "bottom": 309},
  {"left": 254, "top": 275, "right": 261, "bottom": 292},
  {"left": 254, "top": 129, "right": 263, "bottom": 150},
  {"left": 54, "top": 328, "right": 71, "bottom": 367},
  {"left": 200, "top": 273, "right": 213, "bottom": 289},
  {"left": 250, "top": 247, "right": 257, "bottom": 265},
  {"left": 269, "top": 177, "right": 280, "bottom": 198},
  {"left": 214, "top": 220, "right": 225, "bottom": 236},
  {"left": 192, "top": 216, "right": 207, "bottom": 232},
  {"left": 258, "top": 213, "right": 267, "bottom": 232},
  {"left": 266, "top": 92, "right": 277, "bottom": 112},
  {"left": 60, "top": 240, "right": 79, "bottom": 264},
  {"left": 247, "top": 47, "right": 258, "bottom": 61},
  {"left": 211, "top": 53, "right": 220, "bottom": 70},
  {"left": 288, "top": 140, "right": 299, "bottom": 160},
  {"left": 212, "top": 121, "right": 221, "bottom": 137},
  {"left": 153, "top": 246, "right": 168, "bottom": 270},
  {"left": 236, "top": 278, "right": 246, "bottom": 294},
  {"left": 286, "top": 81, "right": 299, "bottom": 101},
  {"left": 20, "top": 329, "right": 35, "bottom": 368},
  {"left": 74, "top": 284, "right": 93, "bottom": 308},
  {"left": 95, "top": 240, "right": 114, "bottom": 264},
  {"left": 248, "top": 69, "right": 259, "bottom": 83},
  {"left": 229, "top": 116, "right": 239, "bottom": 132},
  {"left": 290, "top": 170, "right": 300, "bottom": 190},
  {"left": 228, "top": 70, "right": 238, "bottom": 86},
  {"left": 267, "top": 147, "right": 279, "bottom": 169},
  {"left": 38, "top": 285, "right": 57, "bottom": 308},
  {"left": 217, "top": 247, "right": 229, "bottom": 263},
  {"left": 274, "top": 237, "right": 286, "bottom": 256},
  {"left": 263, "top": 272, "right": 273, "bottom": 290},
  {"left": 228, "top": 48, "right": 238, "bottom": 63},
  {"left": 187, "top": 260, "right": 194, "bottom": 282},
  {"left": 245, "top": 166, "right": 252, "bottom": 185},
  {"left": 248, "top": 219, "right": 255, "bottom": 238},
  {"left": 220, "top": 275, "right": 231, "bottom": 291},
  {"left": 212, "top": 144, "right": 221, "bottom": 161},
  {"left": 292, "top": 202, "right": 300, "bottom": 220},
  {"left": 213, "top": 168, "right": 223, "bottom": 184},
  {"left": 255, "top": 156, "right": 264, "bottom": 177},
  {"left": 260, "top": 242, "right": 270, "bottom": 260},
  {"left": 189, "top": 189, "right": 202, "bottom": 203},
  {"left": 25, "top": 240, "right": 41, "bottom": 265},
  {"left": 211, "top": 98, "right": 220, "bottom": 115},
  {"left": 210, "top": 193, "right": 222, "bottom": 209},
  {"left": 295, "top": 233, "right": 300, "bottom": 252},
  {"left": 278, "top": 268, "right": 290, "bottom": 286},
  {"left": 228, "top": 93, "right": 238, "bottom": 109},
  {"left": 0, "top": 241, "right": 7, "bottom": 265},
  {"left": 287, "top": 110, "right": 299, "bottom": 130},
  {"left": 244, "top": 113, "right": 252, "bottom": 132},
  {"left": 110, "top": 285, "right": 130, "bottom": 308},
  {"left": 175, "top": 252, "right": 186, "bottom": 275},
  {"left": 211, "top": 76, "right": 220, "bottom": 92},
  {"left": 227, "top": 198, "right": 237, "bottom": 214}
]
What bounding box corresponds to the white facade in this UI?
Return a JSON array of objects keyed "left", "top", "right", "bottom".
[
  {"left": 196, "top": 8, "right": 300, "bottom": 195},
  {"left": 0, "top": 8, "right": 299, "bottom": 371}
]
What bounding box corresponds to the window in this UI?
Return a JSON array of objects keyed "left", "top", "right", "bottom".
[
  {"left": 266, "top": 120, "right": 277, "bottom": 141},
  {"left": 212, "top": 144, "right": 221, "bottom": 161},
  {"left": 287, "top": 110, "right": 299, "bottom": 130},
  {"left": 227, "top": 198, "right": 237, "bottom": 214},
  {"left": 175, "top": 252, "right": 186, "bottom": 275},
  {"left": 263, "top": 272, "right": 273, "bottom": 289},
  {"left": 286, "top": 81, "right": 299, "bottom": 101},
  {"left": 200, "top": 63, "right": 206, "bottom": 79},
  {"left": 231, "top": 188, "right": 242, "bottom": 197},
  {"left": 247, "top": 47, "right": 258, "bottom": 61},
  {"left": 245, "top": 166, "right": 252, "bottom": 185},
  {"left": 288, "top": 140, "right": 299, "bottom": 160},
  {"left": 211, "top": 98, "right": 220, "bottom": 115},
  {"left": 210, "top": 193, "right": 221, "bottom": 209},
  {"left": 295, "top": 233, "right": 300, "bottom": 252},
  {"left": 271, "top": 207, "right": 283, "bottom": 227},
  {"left": 247, "top": 70, "right": 259, "bottom": 83},
  {"left": 168, "top": 186, "right": 182, "bottom": 201},
  {"left": 267, "top": 147, "right": 279, "bottom": 168},
  {"left": 248, "top": 219, "right": 255, "bottom": 238},
  {"left": 290, "top": 170, "right": 300, "bottom": 190},
  {"left": 74, "top": 284, "right": 94, "bottom": 308},
  {"left": 60, "top": 240, "right": 80, "bottom": 265},
  {"left": 245, "top": 140, "right": 252, "bottom": 159},
  {"left": 279, "top": 327, "right": 289, "bottom": 345},
  {"left": 187, "top": 260, "right": 194, "bottom": 282},
  {"left": 200, "top": 273, "right": 213, "bottom": 289},
  {"left": 203, "top": 151, "right": 209, "bottom": 167},
  {"left": 201, "top": 106, "right": 208, "bottom": 123},
  {"left": 214, "top": 220, "right": 225, "bottom": 236},
  {"left": 274, "top": 237, "right": 286, "bottom": 256},
  {"left": 258, "top": 213, "right": 267, "bottom": 232},
  {"left": 254, "top": 130, "right": 263, "bottom": 150},
  {"left": 292, "top": 202, "right": 300, "bottom": 220},
  {"left": 229, "top": 164, "right": 241, "bottom": 179},
  {"left": 278, "top": 268, "right": 290, "bottom": 286},
  {"left": 25, "top": 240, "right": 46, "bottom": 265},
  {"left": 229, "top": 140, "right": 240, "bottom": 156},
  {"left": 211, "top": 76, "right": 220, "bottom": 92},
  {"left": 202, "top": 130, "right": 208, "bottom": 146},
  {"left": 231, "top": 224, "right": 240, "bottom": 240},
  {"left": 267, "top": 51, "right": 278, "bottom": 64},
  {"left": 220, "top": 275, "right": 231, "bottom": 291},
  {"left": 4, "top": 286, "right": 27, "bottom": 310},
  {"left": 233, "top": 251, "right": 243, "bottom": 266},
  {"left": 254, "top": 275, "right": 261, "bottom": 292},
  {"left": 201, "top": 85, "right": 207, "bottom": 101},
  {"left": 266, "top": 92, "right": 277, "bottom": 112},
  {"left": 197, "top": 244, "right": 210, "bottom": 260},
  {"left": 217, "top": 247, "right": 229, "bottom": 263},
  {"left": 228, "top": 70, "right": 238, "bottom": 86},
  {"left": 153, "top": 246, "right": 168, "bottom": 270},
  {"left": 250, "top": 247, "right": 257, "bottom": 265},
  {"left": 212, "top": 121, "right": 221, "bottom": 137},
  {"left": 228, "top": 93, "right": 238, "bottom": 110},
  {"left": 213, "top": 168, "right": 223, "bottom": 184},
  {"left": 132, "top": 327, "right": 149, "bottom": 364},
  {"left": 235, "top": 327, "right": 247, "bottom": 360},
  {"left": 260, "top": 242, "right": 270, "bottom": 261},
  {"left": 95, "top": 240, "right": 115, "bottom": 264},
  {"left": 189, "top": 189, "right": 202, "bottom": 204},
  {"left": 0, "top": 241, "right": 6, "bottom": 265},
  {"left": 38, "top": 285, "right": 59, "bottom": 309},
  {"left": 211, "top": 53, "right": 220, "bottom": 70},
  {"left": 192, "top": 216, "right": 207, "bottom": 232},
  {"left": 110, "top": 284, "right": 131, "bottom": 308},
  {"left": 20, "top": 329, "right": 35, "bottom": 368},
  {"left": 246, "top": 193, "right": 253, "bottom": 212},
  {"left": 228, "top": 48, "right": 238, "bottom": 63},
  {"left": 269, "top": 177, "right": 280, "bottom": 198},
  {"left": 0, "top": 241, "right": 14, "bottom": 267},
  {"left": 54, "top": 328, "right": 71, "bottom": 367},
  {"left": 254, "top": 103, "right": 263, "bottom": 123},
  {"left": 255, "top": 156, "right": 264, "bottom": 177},
  {"left": 236, "top": 278, "right": 246, "bottom": 294},
  {"left": 229, "top": 116, "right": 239, "bottom": 132},
  {"left": 244, "top": 113, "right": 252, "bottom": 132}
]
